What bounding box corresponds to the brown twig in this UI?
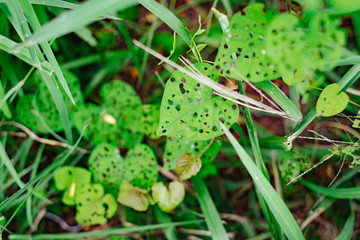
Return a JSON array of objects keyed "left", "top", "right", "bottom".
[
  {"left": 301, "top": 207, "right": 325, "bottom": 230},
  {"left": 0, "top": 121, "right": 88, "bottom": 153}
]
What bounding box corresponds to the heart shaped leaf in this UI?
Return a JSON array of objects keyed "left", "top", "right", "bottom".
[
  {"left": 157, "top": 63, "right": 239, "bottom": 141},
  {"left": 88, "top": 143, "right": 124, "bottom": 196},
  {"left": 215, "top": 3, "right": 279, "bottom": 82},
  {"left": 54, "top": 166, "right": 91, "bottom": 191},
  {"left": 16, "top": 70, "right": 83, "bottom": 133},
  {"left": 152, "top": 181, "right": 185, "bottom": 213},
  {"left": 117, "top": 180, "right": 150, "bottom": 212},
  {"left": 75, "top": 183, "right": 117, "bottom": 226},
  {"left": 266, "top": 14, "right": 306, "bottom": 82},
  {"left": 163, "top": 137, "right": 221, "bottom": 171},
  {"left": 123, "top": 144, "right": 158, "bottom": 190},
  {"left": 176, "top": 153, "right": 202, "bottom": 180},
  {"left": 316, "top": 83, "right": 349, "bottom": 117},
  {"left": 54, "top": 166, "right": 92, "bottom": 206}
]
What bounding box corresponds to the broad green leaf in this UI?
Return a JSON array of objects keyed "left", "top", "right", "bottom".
[
  {"left": 76, "top": 183, "right": 117, "bottom": 226},
  {"left": 316, "top": 83, "right": 349, "bottom": 117},
  {"left": 141, "top": 104, "right": 160, "bottom": 139},
  {"left": 73, "top": 104, "right": 118, "bottom": 145},
  {"left": 53, "top": 166, "right": 91, "bottom": 191},
  {"left": 152, "top": 181, "right": 185, "bottom": 213},
  {"left": 176, "top": 153, "right": 202, "bottom": 181},
  {"left": 215, "top": 3, "right": 280, "bottom": 82},
  {"left": 163, "top": 137, "right": 221, "bottom": 171},
  {"left": 157, "top": 63, "right": 239, "bottom": 141},
  {"left": 124, "top": 144, "right": 158, "bottom": 190},
  {"left": 53, "top": 166, "right": 91, "bottom": 205},
  {"left": 306, "top": 13, "right": 345, "bottom": 70},
  {"left": 117, "top": 180, "right": 150, "bottom": 212},
  {"left": 100, "top": 80, "right": 143, "bottom": 134},
  {"left": 88, "top": 143, "right": 124, "bottom": 196},
  {"left": 16, "top": 70, "right": 83, "bottom": 133},
  {"left": 266, "top": 14, "right": 306, "bottom": 80},
  {"left": 220, "top": 122, "right": 305, "bottom": 240}
]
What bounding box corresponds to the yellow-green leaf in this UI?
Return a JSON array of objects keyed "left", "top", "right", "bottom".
[{"left": 176, "top": 153, "right": 202, "bottom": 180}]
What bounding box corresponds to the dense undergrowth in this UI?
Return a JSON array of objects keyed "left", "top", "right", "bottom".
[{"left": 0, "top": 0, "right": 360, "bottom": 239}]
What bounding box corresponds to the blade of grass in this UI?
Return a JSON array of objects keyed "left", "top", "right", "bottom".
[
  {"left": 0, "top": 81, "right": 12, "bottom": 118},
  {"left": 24, "top": 0, "right": 137, "bottom": 46},
  {"left": 9, "top": 220, "right": 204, "bottom": 239},
  {"left": 192, "top": 175, "right": 229, "bottom": 240},
  {"left": 140, "top": 0, "right": 191, "bottom": 46},
  {"left": 220, "top": 121, "right": 305, "bottom": 240},
  {"left": 301, "top": 180, "right": 360, "bottom": 199},
  {"left": 336, "top": 202, "right": 355, "bottom": 240},
  {"left": 0, "top": 35, "right": 52, "bottom": 74},
  {"left": 26, "top": 144, "right": 44, "bottom": 231},
  {"left": 286, "top": 63, "right": 360, "bottom": 148},
  {"left": 255, "top": 81, "right": 303, "bottom": 122},
  {"left": 238, "top": 82, "right": 282, "bottom": 240},
  {"left": 4, "top": 0, "right": 41, "bottom": 68},
  {"left": 20, "top": 0, "right": 75, "bottom": 104},
  {"left": 0, "top": 125, "right": 86, "bottom": 212}
]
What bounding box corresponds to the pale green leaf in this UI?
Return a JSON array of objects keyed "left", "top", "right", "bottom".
[
  {"left": 117, "top": 180, "right": 150, "bottom": 212},
  {"left": 152, "top": 181, "right": 185, "bottom": 213},
  {"left": 316, "top": 83, "right": 349, "bottom": 117},
  {"left": 176, "top": 153, "right": 202, "bottom": 181}
]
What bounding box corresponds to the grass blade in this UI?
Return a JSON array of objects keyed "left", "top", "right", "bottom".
[
  {"left": 301, "top": 180, "right": 360, "bottom": 199},
  {"left": 192, "top": 175, "right": 229, "bottom": 240},
  {"left": 255, "top": 81, "right": 303, "bottom": 122},
  {"left": 336, "top": 203, "right": 355, "bottom": 240},
  {"left": 0, "top": 81, "right": 12, "bottom": 118},
  {"left": 20, "top": 0, "right": 75, "bottom": 104},
  {"left": 140, "top": 0, "right": 192, "bottom": 47},
  {"left": 24, "top": 0, "right": 137, "bottom": 46},
  {"left": 0, "top": 35, "right": 52, "bottom": 74},
  {"left": 220, "top": 121, "right": 305, "bottom": 240},
  {"left": 9, "top": 220, "right": 204, "bottom": 239}
]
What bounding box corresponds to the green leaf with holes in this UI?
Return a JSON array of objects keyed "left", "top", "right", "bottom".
[
  {"left": 266, "top": 14, "right": 307, "bottom": 80},
  {"left": 54, "top": 166, "right": 91, "bottom": 191},
  {"left": 163, "top": 137, "right": 221, "bottom": 171},
  {"left": 141, "top": 104, "right": 161, "bottom": 139},
  {"left": 176, "top": 153, "right": 202, "bottom": 180},
  {"left": 117, "top": 180, "right": 150, "bottom": 212},
  {"left": 123, "top": 144, "right": 158, "bottom": 190},
  {"left": 157, "top": 63, "right": 239, "bottom": 141},
  {"left": 316, "top": 83, "right": 349, "bottom": 117},
  {"left": 72, "top": 104, "right": 122, "bottom": 146},
  {"left": 152, "top": 181, "right": 185, "bottom": 213},
  {"left": 76, "top": 183, "right": 117, "bottom": 226},
  {"left": 88, "top": 143, "right": 124, "bottom": 196},
  {"left": 16, "top": 70, "right": 83, "bottom": 133},
  {"left": 306, "top": 13, "right": 345, "bottom": 70},
  {"left": 214, "top": 3, "right": 279, "bottom": 82},
  {"left": 53, "top": 166, "right": 91, "bottom": 205},
  {"left": 100, "top": 80, "right": 144, "bottom": 134}
]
